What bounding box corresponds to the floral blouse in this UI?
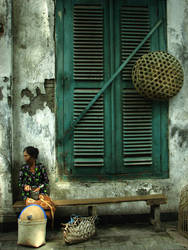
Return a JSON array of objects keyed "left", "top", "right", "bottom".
[{"left": 19, "top": 163, "right": 49, "bottom": 200}]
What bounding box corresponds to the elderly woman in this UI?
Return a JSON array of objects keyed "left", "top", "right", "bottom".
[
  {"left": 19, "top": 146, "right": 55, "bottom": 227},
  {"left": 19, "top": 146, "right": 49, "bottom": 201}
]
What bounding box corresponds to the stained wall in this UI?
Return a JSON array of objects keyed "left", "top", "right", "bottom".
[
  {"left": 0, "top": 0, "right": 188, "bottom": 223},
  {"left": 0, "top": 0, "right": 15, "bottom": 225}
]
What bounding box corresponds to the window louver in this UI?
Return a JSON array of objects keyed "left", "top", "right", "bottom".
[
  {"left": 121, "top": 6, "right": 150, "bottom": 81},
  {"left": 73, "top": 89, "right": 104, "bottom": 167},
  {"left": 73, "top": 5, "right": 104, "bottom": 81},
  {"left": 123, "top": 89, "right": 152, "bottom": 167}
]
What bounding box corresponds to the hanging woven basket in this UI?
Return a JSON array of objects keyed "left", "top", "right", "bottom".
[{"left": 132, "top": 51, "right": 184, "bottom": 100}]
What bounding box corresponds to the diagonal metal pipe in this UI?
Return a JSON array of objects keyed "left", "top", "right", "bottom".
[{"left": 63, "top": 19, "right": 163, "bottom": 140}]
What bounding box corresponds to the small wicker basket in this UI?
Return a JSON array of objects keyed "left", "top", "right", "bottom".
[
  {"left": 132, "top": 51, "right": 184, "bottom": 100},
  {"left": 178, "top": 185, "right": 188, "bottom": 238},
  {"left": 62, "top": 216, "right": 97, "bottom": 244}
]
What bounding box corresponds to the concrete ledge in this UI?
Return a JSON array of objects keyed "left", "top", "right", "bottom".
[
  {"left": 0, "top": 222, "right": 17, "bottom": 233},
  {"left": 0, "top": 213, "right": 17, "bottom": 232}
]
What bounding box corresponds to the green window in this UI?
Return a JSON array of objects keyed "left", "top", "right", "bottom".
[{"left": 56, "top": 0, "right": 168, "bottom": 180}]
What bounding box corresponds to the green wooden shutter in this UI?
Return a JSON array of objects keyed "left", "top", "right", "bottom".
[
  {"left": 63, "top": 0, "right": 106, "bottom": 177},
  {"left": 117, "top": 0, "right": 168, "bottom": 177},
  {"left": 120, "top": 1, "right": 152, "bottom": 173},
  {"left": 121, "top": 4, "right": 150, "bottom": 81},
  {"left": 122, "top": 89, "right": 152, "bottom": 168},
  {"left": 73, "top": 5, "right": 104, "bottom": 81},
  {"left": 73, "top": 89, "right": 104, "bottom": 169},
  {"left": 56, "top": 0, "right": 168, "bottom": 179}
]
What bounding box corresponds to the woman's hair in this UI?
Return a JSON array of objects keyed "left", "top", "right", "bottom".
[{"left": 23, "top": 146, "right": 39, "bottom": 159}]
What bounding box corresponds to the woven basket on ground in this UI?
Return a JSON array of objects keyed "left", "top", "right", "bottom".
[
  {"left": 178, "top": 185, "right": 188, "bottom": 238},
  {"left": 62, "top": 216, "right": 97, "bottom": 244},
  {"left": 132, "top": 51, "right": 184, "bottom": 100}
]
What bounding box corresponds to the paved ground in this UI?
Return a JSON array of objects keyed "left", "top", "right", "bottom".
[{"left": 1, "top": 220, "right": 188, "bottom": 250}]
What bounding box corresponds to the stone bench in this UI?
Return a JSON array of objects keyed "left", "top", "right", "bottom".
[{"left": 13, "top": 194, "right": 167, "bottom": 231}]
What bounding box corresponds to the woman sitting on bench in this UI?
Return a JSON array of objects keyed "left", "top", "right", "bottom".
[
  {"left": 19, "top": 146, "right": 49, "bottom": 200},
  {"left": 18, "top": 146, "right": 55, "bottom": 222}
]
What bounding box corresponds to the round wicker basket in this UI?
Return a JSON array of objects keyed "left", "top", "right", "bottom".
[{"left": 132, "top": 51, "right": 184, "bottom": 100}]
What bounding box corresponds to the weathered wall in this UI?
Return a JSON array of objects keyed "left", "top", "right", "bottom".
[
  {"left": 12, "top": 0, "right": 56, "bottom": 200},
  {"left": 0, "top": 0, "right": 15, "bottom": 224},
  {"left": 167, "top": 0, "right": 188, "bottom": 210},
  {"left": 9, "top": 0, "right": 188, "bottom": 218}
]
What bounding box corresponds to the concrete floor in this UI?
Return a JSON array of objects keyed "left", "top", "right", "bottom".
[{"left": 1, "top": 220, "right": 188, "bottom": 250}]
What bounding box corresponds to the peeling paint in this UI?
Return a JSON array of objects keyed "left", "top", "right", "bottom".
[
  {"left": 7, "top": 96, "right": 11, "bottom": 107},
  {"left": 0, "top": 23, "right": 4, "bottom": 36},
  {"left": 171, "top": 126, "right": 178, "bottom": 137},
  {"left": 58, "top": 11, "right": 62, "bottom": 21},
  {"left": 171, "top": 126, "right": 188, "bottom": 148},
  {"left": 178, "top": 129, "right": 188, "bottom": 147},
  {"left": 21, "top": 79, "right": 55, "bottom": 115},
  {"left": 3, "top": 77, "right": 9, "bottom": 82},
  {"left": 136, "top": 183, "right": 165, "bottom": 196},
  {"left": 1, "top": 0, "right": 187, "bottom": 219},
  {"left": 0, "top": 87, "right": 3, "bottom": 101}
]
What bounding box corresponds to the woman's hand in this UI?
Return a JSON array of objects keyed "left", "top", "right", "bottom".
[
  {"left": 33, "top": 187, "right": 40, "bottom": 192},
  {"left": 24, "top": 185, "right": 31, "bottom": 191}
]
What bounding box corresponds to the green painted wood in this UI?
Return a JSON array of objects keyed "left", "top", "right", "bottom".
[
  {"left": 56, "top": 0, "right": 65, "bottom": 173},
  {"left": 73, "top": 4, "right": 104, "bottom": 81},
  {"left": 158, "top": 0, "right": 168, "bottom": 178},
  {"left": 56, "top": 0, "right": 168, "bottom": 180},
  {"left": 73, "top": 89, "right": 104, "bottom": 168},
  {"left": 113, "top": 0, "right": 123, "bottom": 174},
  {"left": 103, "top": 0, "right": 113, "bottom": 174},
  {"left": 123, "top": 0, "right": 148, "bottom": 6},
  {"left": 63, "top": 0, "right": 75, "bottom": 175},
  {"left": 122, "top": 89, "right": 152, "bottom": 169},
  {"left": 120, "top": 1, "right": 151, "bottom": 173},
  {"left": 149, "top": 0, "right": 168, "bottom": 177},
  {"left": 120, "top": 4, "right": 150, "bottom": 82},
  {"left": 108, "top": 0, "right": 116, "bottom": 174},
  {"left": 73, "top": 0, "right": 106, "bottom": 175},
  {"left": 63, "top": 19, "right": 162, "bottom": 138}
]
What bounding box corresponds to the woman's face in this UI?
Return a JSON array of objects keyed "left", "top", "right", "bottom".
[{"left": 23, "top": 150, "right": 34, "bottom": 164}]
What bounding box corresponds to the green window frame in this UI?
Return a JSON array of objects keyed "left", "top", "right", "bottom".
[{"left": 56, "top": 0, "right": 168, "bottom": 181}]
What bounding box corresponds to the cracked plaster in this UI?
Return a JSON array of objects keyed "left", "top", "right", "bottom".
[{"left": 0, "top": 0, "right": 187, "bottom": 220}]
